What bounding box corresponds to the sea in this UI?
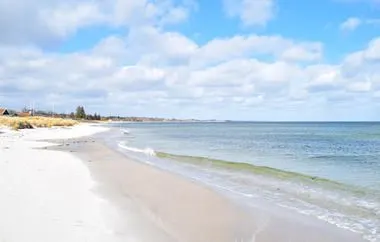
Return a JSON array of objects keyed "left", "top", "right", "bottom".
[{"left": 105, "top": 122, "right": 380, "bottom": 241}]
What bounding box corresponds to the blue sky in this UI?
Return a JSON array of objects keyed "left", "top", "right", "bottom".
[{"left": 0, "top": 0, "right": 380, "bottom": 121}]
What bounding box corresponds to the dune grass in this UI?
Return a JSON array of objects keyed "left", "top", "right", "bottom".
[{"left": 0, "top": 116, "right": 78, "bottom": 130}]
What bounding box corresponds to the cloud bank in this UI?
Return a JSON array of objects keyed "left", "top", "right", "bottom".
[{"left": 0, "top": 0, "right": 380, "bottom": 121}]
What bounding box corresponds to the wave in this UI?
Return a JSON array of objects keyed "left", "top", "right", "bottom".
[
  {"left": 118, "top": 142, "right": 156, "bottom": 156},
  {"left": 116, "top": 143, "right": 371, "bottom": 194},
  {"left": 155, "top": 151, "right": 380, "bottom": 196},
  {"left": 116, "top": 144, "right": 379, "bottom": 241},
  {"left": 121, "top": 129, "right": 130, "bottom": 134},
  {"left": 157, "top": 152, "right": 335, "bottom": 182},
  {"left": 154, "top": 151, "right": 379, "bottom": 241},
  {"left": 116, "top": 142, "right": 376, "bottom": 197}
]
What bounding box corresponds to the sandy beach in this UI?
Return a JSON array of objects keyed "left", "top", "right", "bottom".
[
  {"left": 0, "top": 125, "right": 124, "bottom": 242},
  {"left": 0, "top": 124, "right": 249, "bottom": 242},
  {"left": 0, "top": 124, "right": 365, "bottom": 242}
]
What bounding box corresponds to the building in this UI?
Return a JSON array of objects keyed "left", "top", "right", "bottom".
[
  {"left": 17, "top": 112, "right": 31, "bottom": 117},
  {"left": 0, "top": 108, "right": 9, "bottom": 116}
]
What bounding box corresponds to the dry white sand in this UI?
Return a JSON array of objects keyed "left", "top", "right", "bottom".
[{"left": 0, "top": 124, "right": 131, "bottom": 242}]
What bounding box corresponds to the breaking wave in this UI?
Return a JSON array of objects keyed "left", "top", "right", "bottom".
[{"left": 118, "top": 142, "right": 156, "bottom": 156}]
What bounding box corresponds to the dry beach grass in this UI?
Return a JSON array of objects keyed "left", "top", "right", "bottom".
[{"left": 0, "top": 116, "right": 78, "bottom": 130}]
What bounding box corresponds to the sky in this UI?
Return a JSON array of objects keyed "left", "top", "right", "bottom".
[{"left": 0, "top": 0, "right": 380, "bottom": 121}]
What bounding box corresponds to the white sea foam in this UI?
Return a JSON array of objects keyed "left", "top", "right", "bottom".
[
  {"left": 118, "top": 142, "right": 156, "bottom": 156},
  {"left": 121, "top": 129, "right": 130, "bottom": 134}
]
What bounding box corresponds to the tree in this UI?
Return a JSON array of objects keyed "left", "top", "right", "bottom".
[
  {"left": 75, "top": 106, "right": 86, "bottom": 119},
  {"left": 86, "top": 113, "right": 101, "bottom": 120},
  {"left": 94, "top": 113, "right": 101, "bottom": 120}
]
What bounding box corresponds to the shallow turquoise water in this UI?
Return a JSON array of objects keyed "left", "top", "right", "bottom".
[
  {"left": 109, "top": 122, "right": 380, "bottom": 241},
  {"left": 116, "top": 122, "right": 380, "bottom": 189}
]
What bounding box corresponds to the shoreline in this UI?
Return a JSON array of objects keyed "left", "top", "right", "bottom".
[
  {"left": 0, "top": 124, "right": 366, "bottom": 242},
  {"left": 48, "top": 133, "right": 255, "bottom": 242},
  {"left": 52, "top": 128, "right": 365, "bottom": 242}
]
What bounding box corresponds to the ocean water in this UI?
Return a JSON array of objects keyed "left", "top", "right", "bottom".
[{"left": 108, "top": 122, "right": 380, "bottom": 241}]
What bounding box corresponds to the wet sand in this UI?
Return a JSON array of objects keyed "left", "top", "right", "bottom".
[
  {"left": 49, "top": 137, "right": 253, "bottom": 242},
  {"left": 49, "top": 134, "right": 365, "bottom": 242}
]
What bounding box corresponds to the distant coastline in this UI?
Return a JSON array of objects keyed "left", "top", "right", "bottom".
[{"left": 105, "top": 117, "right": 227, "bottom": 123}]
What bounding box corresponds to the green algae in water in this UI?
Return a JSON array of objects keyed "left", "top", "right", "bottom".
[{"left": 156, "top": 151, "right": 374, "bottom": 197}]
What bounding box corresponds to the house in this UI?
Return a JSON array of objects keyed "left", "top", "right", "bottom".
[
  {"left": 17, "top": 112, "right": 31, "bottom": 117},
  {"left": 0, "top": 108, "right": 9, "bottom": 116}
]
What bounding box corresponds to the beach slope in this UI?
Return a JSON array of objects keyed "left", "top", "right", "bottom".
[{"left": 0, "top": 125, "right": 365, "bottom": 242}]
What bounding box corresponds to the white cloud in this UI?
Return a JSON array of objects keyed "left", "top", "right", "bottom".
[
  {"left": 342, "top": 37, "right": 380, "bottom": 71},
  {"left": 192, "top": 35, "right": 322, "bottom": 67},
  {"left": 1, "top": 0, "right": 380, "bottom": 120},
  {"left": 280, "top": 43, "right": 323, "bottom": 62},
  {"left": 159, "top": 6, "right": 189, "bottom": 25},
  {"left": 0, "top": 0, "right": 105, "bottom": 44},
  {"left": 224, "top": 0, "right": 275, "bottom": 26},
  {"left": 114, "top": 66, "right": 166, "bottom": 85},
  {"left": 340, "top": 38, "right": 380, "bottom": 95},
  {"left": 40, "top": 2, "right": 105, "bottom": 38},
  {"left": 347, "top": 81, "right": 372, "bottom": 92},
  {"left": 340, "top": 17, "right": 361, "bottom": 31},
  {"left": 340, "top": 17, "right": 380, "bottom": 31},
  {"left": 306, "top": 65, "right": 342, "bottom": 92},
  {"left": 0, "top": 0, "right": 195, "bottom": 45},
  {"left": 0, "top": 30, "right": 306, "bottom": 116},
  {"left": 110, "top": 0, "right": 195, "bottom": 26},
  {"left": 364, "top": 38, "right": 380, "bottom": 60},
  {"left": 127, "top": 26, "right": 198, "bottom": 65},
  {"left": 2, "top": 31, "right": 379, "bottom": 120}
]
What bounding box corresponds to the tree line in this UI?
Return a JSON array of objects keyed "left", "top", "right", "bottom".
[{"left": 69, "top": 106, "right": 101, "bottom": 120}]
